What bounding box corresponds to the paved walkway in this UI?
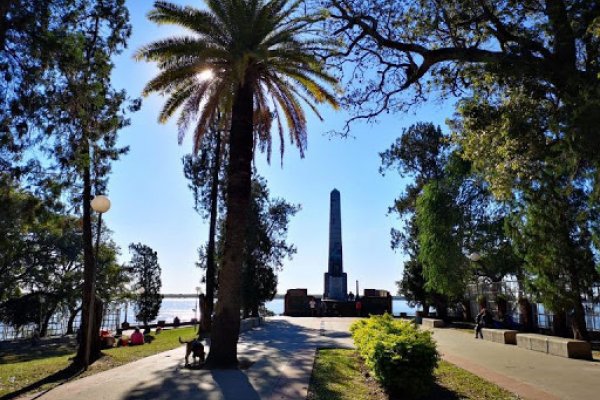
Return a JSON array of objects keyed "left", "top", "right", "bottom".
[
  {"left": 25, "top": 317, "right": 600, "bottom": 400},
  {"left": 27, "top": 317, "right": 355, "bottom": 400},
  {"left": 428, "top": 327, "right": 600, "bottom": 400}
]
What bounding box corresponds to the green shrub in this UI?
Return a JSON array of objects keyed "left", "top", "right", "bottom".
[{"left": 350, "top": 314, "right": 439, "bottom": 398}]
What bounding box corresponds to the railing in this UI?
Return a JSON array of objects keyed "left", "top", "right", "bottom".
[{"left": 465, "top": 281, "right": 600, "bottom": 332}]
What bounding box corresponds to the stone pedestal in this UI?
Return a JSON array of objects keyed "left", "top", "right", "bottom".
[{"left": 324, "top": 273, "right": 347, "bottom": 301}]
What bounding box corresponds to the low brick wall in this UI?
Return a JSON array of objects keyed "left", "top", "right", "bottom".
[
  {"left": 481, "top": 328, "right": 518, "bottom": 345},
  {"left": 422, "top": 318, "right": 445, "bottom": 328},
  {"left": 516, "top": 333, "right": 592, "bottom": 359}
]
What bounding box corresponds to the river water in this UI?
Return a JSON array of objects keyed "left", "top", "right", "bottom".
[{"left": 139, "top": 297, "right": 417, "bottom": 324}]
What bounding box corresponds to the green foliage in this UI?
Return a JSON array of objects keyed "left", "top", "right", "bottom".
[
  {"left": 350, "top": 314, "right": 439, "bottom": 398},
  {"left": 240, "top": 176, "right": 299, "bottom": 317},
  {"left": 416, "top": 181, "right": 467, "bottom": 299},
  {"left": 136, "top": 0, "right": 340, "bottom": 159},
  {"left": 128, "top": 243, "right": 163, "bottom": 326}
]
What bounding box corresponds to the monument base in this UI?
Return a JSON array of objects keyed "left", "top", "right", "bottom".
[{"left": 324, "top": 272, "right": 347, "bottom": 301}]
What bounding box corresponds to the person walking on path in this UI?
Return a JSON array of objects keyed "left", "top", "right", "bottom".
[
  {"left": 309, "top": 298, "right": 316, "bottom": 317},
  {"left": 475, "top": 308, "right": 489, "bottom": 339}
]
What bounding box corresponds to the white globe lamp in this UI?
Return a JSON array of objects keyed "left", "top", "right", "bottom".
[
  {"left": 468, "top": 252, "right": 481, "bottom": 262},
  {"left": 91, "top": 195, "right": 111, "bottom": 213}
]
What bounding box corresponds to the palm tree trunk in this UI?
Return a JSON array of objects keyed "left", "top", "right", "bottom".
[
  {"left": 206, "top": 83, "right": 253, "bottom": 368},
  {"left": 203, "top": 130, "right": 222, "bottom": 333}
]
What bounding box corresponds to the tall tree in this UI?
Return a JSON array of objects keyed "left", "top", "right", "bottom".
[
  {"left": 129, "top": 243, "right": 163, "bottom": 328},
  {"left": 183, "top": 118, "right": 227, "bottom": 332},
  {"left": 136, "top": 0, "right": 339, "bottom": 367},
  {"left": 44, "top": 0, "right": 137, "bottom": 367},
  {"left": 380, "top": 123, "right": 449, "bottom": 315},
  {"left": 453, "top": 89, "right": 599, "bottom": 339},
  {"left": 241, "top": 176, "right": 299, "bottom": 317}
]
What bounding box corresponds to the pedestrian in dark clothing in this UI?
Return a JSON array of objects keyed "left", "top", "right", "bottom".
[{"left": 475, "top": 308, "right": 488, "bottom": 339}]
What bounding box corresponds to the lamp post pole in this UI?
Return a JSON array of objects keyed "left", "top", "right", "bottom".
[
  {"left": 82, "top": 195, "right": 111, "bottom": 369},
  {"left": 468, "top": 252, "right": 482, "bottom": 310},
  {"left": 195, "top": 286, "right": 201, "bottom": 328}
]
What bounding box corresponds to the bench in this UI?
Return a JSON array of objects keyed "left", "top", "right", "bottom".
[
  {"left": 422, "top": 318, "right": 445, "bottom": 328},
  {"left": 516, "top": 333, "right": 592, "bottom": 359},
  {"left": 481, "top": 328, "right": 518, "bottom": 345}
]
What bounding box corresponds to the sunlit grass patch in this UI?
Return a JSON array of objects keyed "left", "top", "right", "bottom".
[
  {"left": 307, "top": 349, "right": 519, "bottom": 400},
  {"left": 0, "top": 326, "right": 196, "bottom": 398}
]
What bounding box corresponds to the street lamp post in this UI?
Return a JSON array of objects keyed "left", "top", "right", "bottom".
[
  {"left": 82, "top": 195, "right": 111, "bottom": 368},
  {"left": 468, "top": 252, "right": 483, "bottom": 310},
  {"left": 195, "top": 286, "right": 201, "bottom": 327}
]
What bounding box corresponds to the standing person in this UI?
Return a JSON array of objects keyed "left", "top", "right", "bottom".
[
  {"left": 355, "top": 299, "right": 362, "bottom": 317},
  {"left": 475, "top": 308, "right": 487, "bottom": 339},
  {"left": 309, "top": 298, "right": 316, "bottom": 317}
]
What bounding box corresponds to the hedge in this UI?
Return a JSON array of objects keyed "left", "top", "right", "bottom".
[{"left": 350, "top": 314, "right": 439, "bottom": 398}]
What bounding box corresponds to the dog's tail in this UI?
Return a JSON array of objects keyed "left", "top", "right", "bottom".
[{"left": 179, "top": 337, "right": 193, "bottom": 344}]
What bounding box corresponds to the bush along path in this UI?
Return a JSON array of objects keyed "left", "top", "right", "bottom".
[
  {"left": 351, "top": 314, "right": 439, "bottom": 398},
  {"left": 307, "top": 348, "right": 519, "bottom": 400},
  {"left": 307, "top": 315, "right": 519, "bottom": 400}
]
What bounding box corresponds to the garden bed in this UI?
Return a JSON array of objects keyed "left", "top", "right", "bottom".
[{"left": 307, "top": 349, "right": 519, "bottom": 400}]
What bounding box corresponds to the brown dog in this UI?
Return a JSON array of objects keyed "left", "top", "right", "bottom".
[{"left": 179, "top": 337, "right": 205, "bottom": 366}]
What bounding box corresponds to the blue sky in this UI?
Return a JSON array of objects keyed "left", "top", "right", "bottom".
[{"left": 105, "top": 0, "right": 455, "bottom": 295}]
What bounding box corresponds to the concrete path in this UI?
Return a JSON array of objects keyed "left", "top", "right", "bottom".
[
  {"left": 428, "top": 327, "right": 600, "bottom": 400},
  {"left": 29, "top": 317, "right": 355, "bottom": 400},
  {"left": 25, "top": 317, "right": 600, "bottom": 400}
]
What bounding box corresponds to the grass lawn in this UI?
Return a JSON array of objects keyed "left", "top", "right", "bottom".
[
  {"left": 0, "top": 326, "right": 196, "bottom": 398},
  {"left": 307, "top": 349, "right": 519, "bottom": 400}
]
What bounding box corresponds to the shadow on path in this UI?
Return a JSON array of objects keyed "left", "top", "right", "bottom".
[{"left": 121, "top": 318, "right": 350, "bottom": 400}]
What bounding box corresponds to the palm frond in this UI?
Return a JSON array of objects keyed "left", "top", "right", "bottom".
[{"left": 149, "top": 1, "right": 229, "bottom": 45}]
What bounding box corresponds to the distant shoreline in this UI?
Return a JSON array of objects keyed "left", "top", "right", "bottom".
[{"left": 162, "top": 293, "right": 406, "bottom": 300}]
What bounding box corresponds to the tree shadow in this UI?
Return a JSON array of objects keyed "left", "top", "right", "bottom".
[
  {"left": 419, "top": 383, "right": 462, "bottom": 400},
  {"left": 121, "top": 318, "right": 348, "bottom": 399},
  {"left": 0, "top": 342, "right": 77, "bottom": 364},
  {"left": 122, "top": 366, "right": 262, "bottom": 400},
  {"left": 1, "top": 362, "right": 83, "bottom": 400}
]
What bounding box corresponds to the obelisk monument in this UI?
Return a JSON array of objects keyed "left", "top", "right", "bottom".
[{"left": 324, "top": 189, "right": 348, "bottom": 300}]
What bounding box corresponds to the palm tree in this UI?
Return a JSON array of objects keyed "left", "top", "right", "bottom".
[{"left": 136, "top": 0, "right": 339, "bottom": 367}]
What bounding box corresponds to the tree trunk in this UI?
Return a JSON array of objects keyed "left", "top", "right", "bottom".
[
  {"left": 40, "top": 305, "right": 56, "bottom": 337},
  {"left": 422, "top": 303, "right": 430, "bottom": 318},
  {"left": 461, "top": 299, "right": 472, "bottom": 322},
  {"left": 203, "top": 129, "right": 222, "bottom": 333},
  {"left": 75, "top": 145, "right": 99, "bottom": 368},
  {"left": 91, "top": 296, "right": 103, "bottom": 359},
  {"left": 570, "top": 297, "right": 588, "bottom": 340},
  {"left": 552, "top": 310, "right": 569, "bottom": 337},
  {"left": 431, "top": 294, "right": 448, "bottom": 321},
  {"left": 518, "top": 298, "right": 534, "bottom": 332},
  {"left": 206, "top": 83, "right": 254, "bottom": 369},
  {"left": 66, "top": 306, "right": 81, "bottom": 335}
]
